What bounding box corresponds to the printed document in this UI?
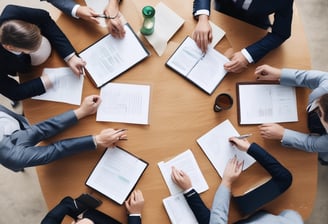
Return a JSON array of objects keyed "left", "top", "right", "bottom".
[
  {"left": 166, "top": 36, "right": 229, "bottom": 94},
  {"left": 96, "top": 83, "right": 150, "bottom": 125},
  {"left": 163, "top": 193, "right": 198, "bottom": 224},
  {"left": 158, "top": 149, "right": 208, "bottom": 195},
  {"left": 238, "top": 84, "right": 298, "bottom": 124},
  {"left": 86, "top": 146, "right": 148, "bottom": 205},
  {"left": 79, "top": 24, "right": 149, "bottom": 88},
  {"left": 32, "top": 67, "right": 84, "bottom": 105},
  {"left": 197, "top": 119, "right": 256, "bottom": 178}
]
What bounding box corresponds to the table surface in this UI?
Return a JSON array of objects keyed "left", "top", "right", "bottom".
[{"left": 21, "top": 0, "right": 316, "bottom": 223}]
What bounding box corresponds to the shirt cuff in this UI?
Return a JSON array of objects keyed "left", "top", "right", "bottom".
[
  {"left": 183, "top": 187, "right": 193, "bottom": 194},
  {"left": 129, "top": 214, "right": 141, "bottom": 217},
  {"left": 241, "top": 48, "right": 254, "bottom": 63},
  {"left": 194, "top": 9, "right": 210, "bottom": 17},
  {"left": 64, "top": 52, "right": 76, "bottom": 62},
  {"left": 72, "top": 4, "right": 80, "bottom": 18}
]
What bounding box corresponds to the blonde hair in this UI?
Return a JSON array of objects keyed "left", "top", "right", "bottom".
[{"left": 0, "top": 20, "right": 42, "bottom": 51}]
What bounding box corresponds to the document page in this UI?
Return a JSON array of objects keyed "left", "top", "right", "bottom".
[
  {"left": 32, "top": 67, "right": 84, "bottom": 105},
  {"left": 166, "top": 36, "right": 229, "bottom": 94},
  {"left": 96, "top": 83, "right": 150, "bottom": 125},
  {"left": 86, "top": 147, "right": 148, "bottom": 205},
  {"left": 158, "top": 149, "right": 208, "bottom": 195},
  {"left": 163, "top": 193, "right": 198, "bottom": 224},
  {"left": 238, "top": 84, "right": 298, "bottom": 124},
  {"left": 79, "top": 24, "right": 149, "bottom": 88},
  {"left": 197, "top": 120, "right": 255, "bottom": 178}
]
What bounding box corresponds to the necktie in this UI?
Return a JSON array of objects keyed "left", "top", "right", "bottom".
[{"left": 235, "top": 0, "right": 245, "bottom": 9}]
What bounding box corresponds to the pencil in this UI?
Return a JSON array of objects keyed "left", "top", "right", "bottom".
[{"left": 236, "top": 134, "right": 252, "bottom": 139}]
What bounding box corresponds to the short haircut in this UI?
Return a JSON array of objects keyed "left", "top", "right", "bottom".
[
  {"left": 319, "top": 93, "right": 328, "bottom": 122},
  {"left": 0, "top": 20, "right": 42, "bottom": 51}
]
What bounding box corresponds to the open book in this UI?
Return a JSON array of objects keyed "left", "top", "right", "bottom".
[
  {"left": 158, "top": 149, "right": 208, "bottom": 223},
  {"left": 197, "top": 119, "right": 255, "bottom": 178},
  {"left": 166, "top": 36, "right": 229, "bottom": 95},
  {"left": 79, "top": 24, "right": 149, "bottom": 88},
  {"left": 85, "top": 146, "right": 148, "bottom": 205}
]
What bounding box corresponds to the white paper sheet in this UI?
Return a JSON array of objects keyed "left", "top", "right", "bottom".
[
  {"left": 163, "top": 193, "right": 198, "bottom": 224},
  {"left": 32, "top": 67, "right": 84, "bottom": 105},
  {"left": 238, "top": 84, "right": 298, "bottom": 124},
  {"left": 96, "top": 83, "right": 150, "bottom": 125},
  {"left": 209, "top": 21, "right": 226, "bottom": 48},
  {"left": 197, "top": 119, "right": 256, "bottom": 178},
  {"left": 158, "top": 149, "right": 208, "bottom": 195}
]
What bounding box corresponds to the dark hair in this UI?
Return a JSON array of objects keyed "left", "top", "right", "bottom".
[
  {"left": 319, "top": 93, "right": 328, "bottom": 122},
  {"left": 0, "top": 20, "right": 41, "bottom": 51}
]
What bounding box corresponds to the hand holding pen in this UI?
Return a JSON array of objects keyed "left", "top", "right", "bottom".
[
  {"left": 229, "top": 136, "right": 251, "bottom": 152},
  {"left": 94, "top": 128, "right": 128, "bottom": 148}
]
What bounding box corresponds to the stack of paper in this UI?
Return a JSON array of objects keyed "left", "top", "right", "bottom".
[{"left": 158, "top": 149, "right": 208, "bottom": 224}]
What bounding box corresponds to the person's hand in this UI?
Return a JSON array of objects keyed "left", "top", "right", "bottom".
[
  {"left": 74, "top": 95, "right": 101, "bottom": 119},
  {"left": 192, "top": 15, "right": 212, "bottom": 53},
  {"left": 104, "top": 2, "right": 125, "bottom": 38},
  {"left": 259, "top": 123, "right": 285, "bottom": 140},
  {"left": 40, "top": 73, "right": 53, "bottom": 90},
  {"left": 125, "top": 190, "right": 144, "bottom": 214},
  {"left": 94, "top": 128, "right": 127, "bottom": 148},
  {"left": 171, "top": 166, "right": 192, "bottom": 191},
  {"left": 224, "top": 51, "right": 249, "bottom": 73},
  {"left": 76, "top": 6, "right": 100, "bottom": 24},
  {"left": 221, "top": 156, "right": 243, "bottom": 189},
  {"left": 229, "top": 137, "right": 251, "bottom": 152},
  {"left": 255, "top": 64, "right": 282, "bottom": 81},
  {"left": 66, "top": 55, "right": 86, "bottom": 76}
]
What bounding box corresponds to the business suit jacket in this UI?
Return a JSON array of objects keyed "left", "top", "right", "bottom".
[
  {"left": 42, "top": 0, "right": 77, "bottom": 17},
  {"left": 185, "top": 143, "right": 299, "bottom": 223},
  {"left": 41, "top": 197, "right": 141, "bottom": 224},
  {"left": 0, "top": 105, "right": 96, "bottom": 172},
  {"left": 280, "top": 69, "right": 328, "bottom": 160},
  {"left": 0, "top": 5, "right": 76, "bottom": 101},
  {"left": 192, "top": 0, "right": 293, "bottom": 62}
]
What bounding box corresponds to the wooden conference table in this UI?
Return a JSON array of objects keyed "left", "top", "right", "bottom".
[{"left": 21, "top": 0, "right": 316, "bottom": 223}]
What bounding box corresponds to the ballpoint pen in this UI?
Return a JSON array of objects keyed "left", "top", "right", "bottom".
[
  {"left": 115, "top": 129, "right": 128, "bottom": 140},
  {"left": 236, "top": 133, "right": 252, "bottom": 139}
]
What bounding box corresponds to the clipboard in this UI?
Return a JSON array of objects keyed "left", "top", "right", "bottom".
[
  {"left": 236, "top": 82, "right": 298, "bottom": 125},
  {"left": 85, "top": 146, "right": 148, "bottom": 205},
  {"left": 79, "top": 23, "right": 150, "bottom": 88},
  {"left": 165, "top": 36, "right": 229, "bottom": 95}
]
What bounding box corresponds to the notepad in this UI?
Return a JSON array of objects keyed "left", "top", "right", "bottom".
[
  {"left": 197, "top": 119, "right": 256, "bottom": 178},
  {"left": 237, "top": 83, "right": 298, "bottom": 125},
  {"left": 86, "top": 146, "right": 148, "bottom": 205},
  {"left": 166, "top": 36, "right": 229, "bottom": 95},
  {"left": 79, "top": 24, "right": 149, "bottom": 88}
]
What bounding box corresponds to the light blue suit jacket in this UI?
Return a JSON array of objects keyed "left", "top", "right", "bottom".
[
  {"left": 0, "top": 105, "right": 96, "bottom": 171},
  {"left": 280, "top": 69, "right": 328, "bottom": 158}
]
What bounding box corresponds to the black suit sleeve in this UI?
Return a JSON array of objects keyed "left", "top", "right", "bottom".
[{"left": 184, "top": 189, "right": 210, "bottom": 224}]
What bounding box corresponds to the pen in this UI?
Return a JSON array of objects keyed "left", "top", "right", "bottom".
[
  {"left": 236, "top": 134, "right": 252, "bottom": 139},
  {"left": 95, "top": 14, "right": 109, "bottom": 19},
  {"left": 114, "top": 128, "right": 127, "bottom": 134}
]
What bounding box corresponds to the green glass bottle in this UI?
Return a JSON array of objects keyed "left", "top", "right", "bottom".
[{"left": 140, "top": 6, "right": 155, "bottom": 35}]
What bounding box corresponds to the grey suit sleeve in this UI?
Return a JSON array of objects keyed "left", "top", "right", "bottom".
[
  {"left": 1, "top": 111, "right": 96, "bottom": 171},
  {"left": 280, "top": 68, "right": 328, "bottom": 104},
  {"left": 209, "top": 185, "right": 230, "bottom": 224},
  {"left": 43, "top": 0, "right": 77, "bottom": 16},
  {"left": 282, "top": 129, "right": 328, "bottom": 153}
]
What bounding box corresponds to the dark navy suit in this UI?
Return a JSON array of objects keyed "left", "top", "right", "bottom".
[
  {"left": 193, "top": 0, "right": 293, "bottom": 62},
  {"left": 41, "top": 197, "right": 141, "bottom": 224},
  {"left": 0, "top": 5, "right": 76, "bottom": 101}
]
